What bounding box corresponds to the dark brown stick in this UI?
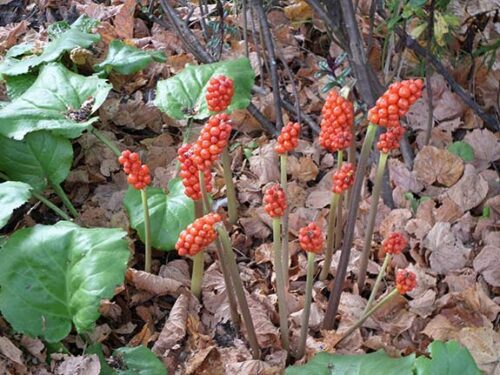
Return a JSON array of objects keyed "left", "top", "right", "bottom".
[{"left": 424, "top": 0, "right": 435, "bottom": 145}]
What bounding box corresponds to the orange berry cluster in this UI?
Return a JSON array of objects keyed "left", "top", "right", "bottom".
[
  {"left": 319, "top": 90, "right": 354, "bottom": 152},
  {"left": 191, "top": 114, "right": 232, "bottom": 169},
  {"left": 396, "top": 269, "right": 417, "bottom": 294},
  {"left": 178, "top": 144, "right": 213, "bottom": 201},
  {"left": 264, "top": 184, "right": 287, "bottom": 218},
  {"left": 382, "top": 232, "right": 408, "bottom": 255},
  {"left": 206, "top": 75, "right": 234, "bottom": 113},
  {"left": 332, "top": 163, "right": 355, "bottom": 194},
  {"left": 377, "top": 126, "right": 405, "bottom": 153},
  {"left": 368, "top": 79, "right": 424, "bottom": 128},
  {"left": 118, "top": 150, "right": 151, "bottom": 190},
  {"left": 175, "top": 213, "right": 222, "bottom": 256},
  {"left": 275, "top": 122, "right": 301, "bottom": 154},
  {"left": 298, "top": 223, "right": 324, "bottom": 254}
]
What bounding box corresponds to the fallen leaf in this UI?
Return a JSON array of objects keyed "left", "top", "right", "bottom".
[
  {"left": 388, "top": 159, "right": 424, "bottom": 193},
  {"left": 159, "top": 259, "right": 191, "bottom": 287},
  {"left": 473, "top": 245, "right": 500, "bottom": 287},
  {"left": 127, "top": 268, "right": 184, "bottom": 297},
  {"left": 284, "top": 0, "right": 313, "bottom": 21},
  {"left": 114, "top": 0, "right": 136, "bottom": 39},
  {"left": 288, "top": 156, "right": 319, "bottom": 183},
  {"left": 246, "top": 293, "right": 280, "bottom": 348},
  {"left": 409, "top": 290, "right": 437, "bottom": 318},
  {"left": 413, "top": 145, "right": 464, "bottom": 187},
  {"left": 185, "top": 346, "right": 223, "bottom": 375},
  {"left": 0, "top": 336, "right": 23, "bottom": 366},
  {"left": 446, "top": 165, "right": 489, "bottom": 211},
  {"left": 55, "top": 354, "right": 100, "bottom": 375},
  {"left": 249, "top": 142, "right": 280, "bottom": 186},
  {"left": 457, "top": 327, "right": 500, "bottom": 375}
]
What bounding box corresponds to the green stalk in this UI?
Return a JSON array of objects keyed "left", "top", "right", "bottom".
[
  {"left": 216, "top": 224, "right": 260, "bottom": 359},
  {"left": 357, "top": 152, "right": 389, "bottom": 290},
  {"left": 221, "top": 147, "right": 238, "bottom": 225},
  {"left": 31, "top": 190, "right": 72, "bottom": 221},
  {"left": 141, "top": 188, "right": 152, "bottom": 273},
  {"left": 91, "top": 127, "right": 121, "bottom": 157},
  {"left": 191, "top": 200, "right": 204, "bottom": 299},
  {"left": 297, "top": 252, "right": 316, "bottom": 358},
  {"left": 199, "top": 170, "right": 211, "bottom": 213},
  {"left": 332, "top": 150, "right": 345, "bottom": 253},
  {"left": 363, "top": 253, "right": 391, "bottom": 314},
  {"left": 336, "top": 289, "right": 399, "bottom": 347},
  {"left": 280, "top": 153, "right": 290, "bottom": 288},
  {"left": 319, "top": 193, "right": 340, "bottom": 281},
  {"left": 273, "top": 217, "right": 290, "bottom": 351},
  {"left": 51, "top": 183, "right": 78, "bottom": 218}
]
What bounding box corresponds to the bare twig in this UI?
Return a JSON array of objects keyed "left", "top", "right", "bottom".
[
  {"left": 282, "top": 99, "right": 320, "bottom": 133},
  {"left": 424, "top": 0, "right": 435, "bottom": 145},
  {"left": 242, "top": 0, "right": 249, "bottom": 57},
  {"left": 249, "top": 4, "right": 265, "bottom": 87},
  {"left": 215, "top": 0, "right": 224, "bottom": 61},
  {"left": 198, "top": 0, "right": 210, "bottom": 41}
]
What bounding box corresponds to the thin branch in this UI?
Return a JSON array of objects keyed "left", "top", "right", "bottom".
[
  {"left": 281, "top": 99, "right": 320, "bottom": 134},
  {"left": 215, "top": 0, "right": 224, "bottom": 61},
  {"left": 198, "top": 0, "right": 210, "bottom": 41},
  {"left": 242, "top": 0, "right": 249, "bottom": 57},
  {"left": 424, "top": 0, "right": 435, "bottom": 145}
]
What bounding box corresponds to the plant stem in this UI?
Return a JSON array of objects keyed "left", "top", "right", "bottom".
[
  {"left": 336, "top": 288, "right": 398, "bottom": 347},
  {"left": 31, "top": 190, "right": 72, "bottom": 221},
  {"left": 272, "top": 217, "right": 290, "bottom": 351},
  {"left": 221, "top": 147, "right": 238, "bottom": 225},
  {"left": 323, "top": 123, "right": 377, "bottom": 330},
  {"left": 280, "top": 153, "right": 290, "bottom": 288},
  {"left": 363, "top": 253, "right": 391, "bottom": 314},
  {"left": 51, "top": 183, "right": 78, "bottom": 218},
  {"left": 191, "top": 200, "right": 205, "bottom": 299},
  {"left": 357, "top": 152, "right": 389, "bottom": 290},
  {"left": 297, "top": 252, "right": 315, "bottom": 358},
  {"left": 216, "top": 224, "right": 260, "bottom": 359},
  {"left": 319, "top": 193, "right": 340, "bottom": 281},
  {"left": 91, "top": 127, "right": 121, "bottom": 157},
  {"left": 141, "top": 188, "right": 152, "bottom": 273},
  {"left": 199, "top": 170, "right": 211, "bottom": 213},
  {"left": 333, "top": 150, "right": 345, "bottom": 253}
]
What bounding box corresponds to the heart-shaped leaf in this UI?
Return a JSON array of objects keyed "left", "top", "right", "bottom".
[
  {"left": 447, "top": 141, "right": 475, "bottom": 162},
  {"left": 4, "top": 73, "right": 37, "bottom": 99},
  {"left": 0, "top": 221, "right": 130, "bottom": 342},
  {"left": 285, "top": 350, "right": 415, "bottom": 375},
  {"left": 0, "top": 181, "right": 32, "bottom": 229},
  {"left": 155, "top": 57, "right": 255, "bottom": 120},
  {"left": 113, "top": 346, "right": 167, "bottom": 375},
  {"left": 123, "top": 178, "right": 195, "bottom": 251},
  {"left": 0, "top": 63, "right": 112, "bottom": 140},
  {"left": 0, "top": 131, "right": 73, "bottom": 191},
  {"left": 94, "top": 40, "right": 166, "bottom": 75}
]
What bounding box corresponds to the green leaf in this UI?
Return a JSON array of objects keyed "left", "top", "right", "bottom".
[
  {"left": 94, "top": 40, "right": 166, "bottom": 75},
  {"left": 0, "top": 131, "right": 73, "bottom": 191},
  {"left": 0, "top": 181, "right": 32, "bottom": 229},
  {"left": 5, "top": 42, "right": 35, "bottom": 58},
  {"left": 447, "top": 141, "right": 474, "bottom": 161},
  {"left": 285, "top": 350, "right": 415, "bottom": 375},
  {"left": 0, "top": 63, "right": 112, "bottom": 140},
  {"left": 155, "top": 57, "right": 255, "bottom": 120},
  {"left": 415, "top": 340, "right": 481, "bottom": 375},
  {"left": 0, "top": 29, "right": 100, "bottom": 76},
  {"left": 0, "top": 221, "right": 130, "bottom": 342},
  {"left": 124, "top": 178, "right": 195, "bottom": 251},
  {"left": 4, "top": 73, "right": 37, "bottom": 99},
  {"left": 113, "top": 346, "right": 167, "bottom": 375},
  {"left": 87, "top": 344, "right": 116, "bottom": 375}
]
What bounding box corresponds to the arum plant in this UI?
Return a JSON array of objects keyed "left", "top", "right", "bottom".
[
  {"left": 275, "top": 122, "right": 301, "bottom": 286},
  {"left": 118, "top": 150, "right": 152, "bottom": 273},
  {"left": 296, "top": 223, "right": 325, "bottom": 359},
  {"left": 264, "top": 184, "right": 290, "bottom": 351}
]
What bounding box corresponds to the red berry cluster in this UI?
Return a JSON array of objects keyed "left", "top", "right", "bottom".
[
  {"left": 319, "top": 90, "right": 354, "bottom": 152},
  {"left": 368, "top": 79, "right": 424, "bottom": 128},
  {"left": 275, "top": 122, "right": 301, "bottom": 154},
  {"left": 298, "top": 223, "right": 325, "bottom": 254},
  {"left": 175, "top": 213, "right": 222, "bottom": 256},
  {"left": 396, "top": 269, "right": 417, "bottom": 294},
  {"left": 264, "top": 184, "right": 287, "bottom": 218},
  {"left": 332, "top": 163, "right": 355, "bottom": 194},
  {"left": 382, "top": 232, "right": 408, "bottom": 255},
  {"left": 178, "top": 144, "right": 213, "bottom": 201},
  {"left": 377, "top": 125, "right": 405, "bottom": 153},
  {"left": 206, "top": 75, "right": 234, "bottom": 113},
  {"left": 118, "top": 150, "right": 151, "bottom": 190},
  {"left": 191, "top": 114, "right": 232, "bottom": 169}
]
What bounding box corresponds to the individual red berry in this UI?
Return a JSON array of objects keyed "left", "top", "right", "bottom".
[
  {"left": 382, "top": 232, "right": 408, "bottom": 255},
  {"left": 175, "top": 213, "right": 222, "bottom": 256},
  {"left": 298, "top": 223, "right": 325, "bottom": 254},
  {"left": 264, "top": 184, "right": 287, "bottom": 218},
  {"left": 395, "top": 269, "right": 417, "bottom": 294},
  {"left": 332, "top": 163, "right": 355, "bottom": 194},
  {"left": 319, "top": 90, "right": 354, "bottom": 152},
  {"left": 275, "top": 122, "right": 301, "bottom": 154},
  {"left": 206, "top": 75, "right": 234, "bottom": 112},
  {"left": 368, "top": 79, "right": 423, "bottom": 127},
  {"left": 118, "top": 150, "right": 151, "bottom": 190},
  {"left": 377, "top": 125, "right": 405, "bottom": 153}
]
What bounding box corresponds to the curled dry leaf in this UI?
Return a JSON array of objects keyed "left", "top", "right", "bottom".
[
  {"left": 245, "top": 293, "right": 280, "bottom": 348},
  {"left": 288, "top": 156, "right": 319, "bottom": 183},
  {"left": 409, "top": 289, "right": 437, "bottom": 318},
  {"left": 446, "top": 165, "right": 489, "bottom": 212},
  {"left": 388, "top": 159, "right": 424, "bottom": 193},
  {"left": 240, "top": 215, "right": 271, "bottom": 240},
  {"left": 201, "top": 263, "right": 233, "bottom": 329},
  {"left": 413, "top": 146, "right": 464, "bottom": 187},
  {"left": 127, "top": 268, "right": 184, "bottom": 297},
  {"left": 457, "top": 327, "right": 500, "bottom": 375},
  {"left": 185, "top": 346, "right": 223, "bottom": 375},
  {"left": 464, "top": 128, "right": 500, "bottom": 165},
  {"left": 248, "top": 142, "right": 280, "bottom": 186},
  {"left": 378, "top": 208, "right": 412, "bottom": 238},
  {"left": 54, "top": 354, "right": 100, "bottom": 375},
  {"left": 159, "top": 259, "right": 191, "bottom": 287}
]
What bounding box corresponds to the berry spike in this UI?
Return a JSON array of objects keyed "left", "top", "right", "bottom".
[
  {"left": 206, "top": 75, "right": 234, "bottom": 113},
  {"left": 275, "top": 122, "right": 301, "bottom": 154},
  {"left": 332, "top": 163, "right": 355, "bottom": 195},
  {"left": 264, "top": 184, "right": 287, "bottom": 218},
  {"left": 191, "top": 114, "right": 233, "bottom": 168},
  {"left": 396, "top": 269, "right": 417, "bottom": 294},
  {"left": 377, "top": 125, "right": 405, "bottom": 154},
  {"left": 178, "top": 144, "right": 213, "bottom": 201},
  {"left": 118, "top": 150, "right": 151, "bottom": 190},
  {"left": 319, "top": 90, "right": 354, "bottom": 152},
  {"left": 175, "top": 213, "right": 222, "bottom": 256},
  {"left": 382, "top": 232, "right": 408, "bottom": 255},
  {"left": 299, "top": 223, "right": 325, "bottom": 254}
]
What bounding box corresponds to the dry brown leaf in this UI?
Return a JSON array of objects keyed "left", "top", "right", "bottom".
[
  {"left": 240, "top": 215, "right": 271, "bottom": 240},
  {"left": 20, "top": 336, "right": 45, "bottom": 362},
  {"left": 446, "top": 165, "right": 489, "bottom": 212},
  {"left": 0, "top": 337, "right": 24, "bottom": 366},
  {"left": 249, "top": 142, "right": 280, "bottom": 186},
  {"left": 434, "top": 197, "right": 463, "bottom": 223},
  {"left": 288, "top": 156, "right": 319, "bottom": 183},
  {"left": 378, "top": 208, "right": 412, "bottom": 238},
  {"left": 413, "top": 145, "right": 464, "bottom": 187},
  {"left": 159, "top": 259, "right": 191, "bottom": 287},
  {"left": 114, "top": 0, "right": 136, "bottom": 39},
  {"left": 201, "top": 263, "right": 233, "bottom": 329},
  {"left": 127, "top": 268, "right": 184, "bottom": 297},
  {"left": 0, "top": 20, "right": 28, "bottom": 53},
  {"left": 409, "top": 290, "right": 437, "bottom": 318},
  {"left": 153, "top": 293, "right": 189, "bottom": 356},
  {"left": 284, "top": 0, "right": 313, "bottom": 21},
  {"left": 128, "top": 323, "right": 154, "bottom": 347},
  {"left": 464, "top": 128, "right": 500, "bottom": 164},
  {"left": 388, "top": 159, "right": 424, "bottom": 193},
  {"left": 245, "top": 293, "right": 280, "bottom": 348},
  {"left": 54, "top": 355, "right": 100, "bottom": 375},
  {"left": 372, "top": 294, "right": 416, "bottom": 336},
  {"left": 185, "top": 346, "right": 223, "bottom": 375},
  {"left": 457, "top": 327, "right": 500, "bottom": 375},
  {"left": 473, "top": 245, "right": 500, "bottom": 287}
]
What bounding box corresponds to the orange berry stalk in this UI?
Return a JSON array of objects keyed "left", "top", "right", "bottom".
[{"left": 206, "top": 75, "right": 234, "bottom": 113}]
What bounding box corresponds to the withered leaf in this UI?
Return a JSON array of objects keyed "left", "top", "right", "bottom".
[{"left": 414, "top": 145, "right": 464, "bottom": 187}]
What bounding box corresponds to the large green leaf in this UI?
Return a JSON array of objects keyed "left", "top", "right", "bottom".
[
  {"left": 123, "top": 178, "right": 195, "bottom": 251},
  {"left": 285, "top": 350, "right": 415, "bottom": 375},
  {"left": 0, "top": 28, "right": 99, "bottom": 76},
  {"left": 94, "top": 40, "right": 166, "bottom": 75},
  {"left": 0, "top": 221, "right": 130, "bottom": 342},
  {"left": 0, "top": 131, "right": 73, "bottom": 191},
  {"left": 113, "top": 346, "right": 167, "bottom": 375},
  {"left": 0, "top": 181, "right": 32, "bottom": 229},
  {"left": 154, "top": 57, "right": 255, "bottom": 120},
  {"left": 0, "top": 63, "right": 112, "bottom": 140},
  {"left": 415, "top": 340, "right": 481, "bottom": 375},
  {"left": 4, "top": 73, "right": 37, "bottom": 99}
]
